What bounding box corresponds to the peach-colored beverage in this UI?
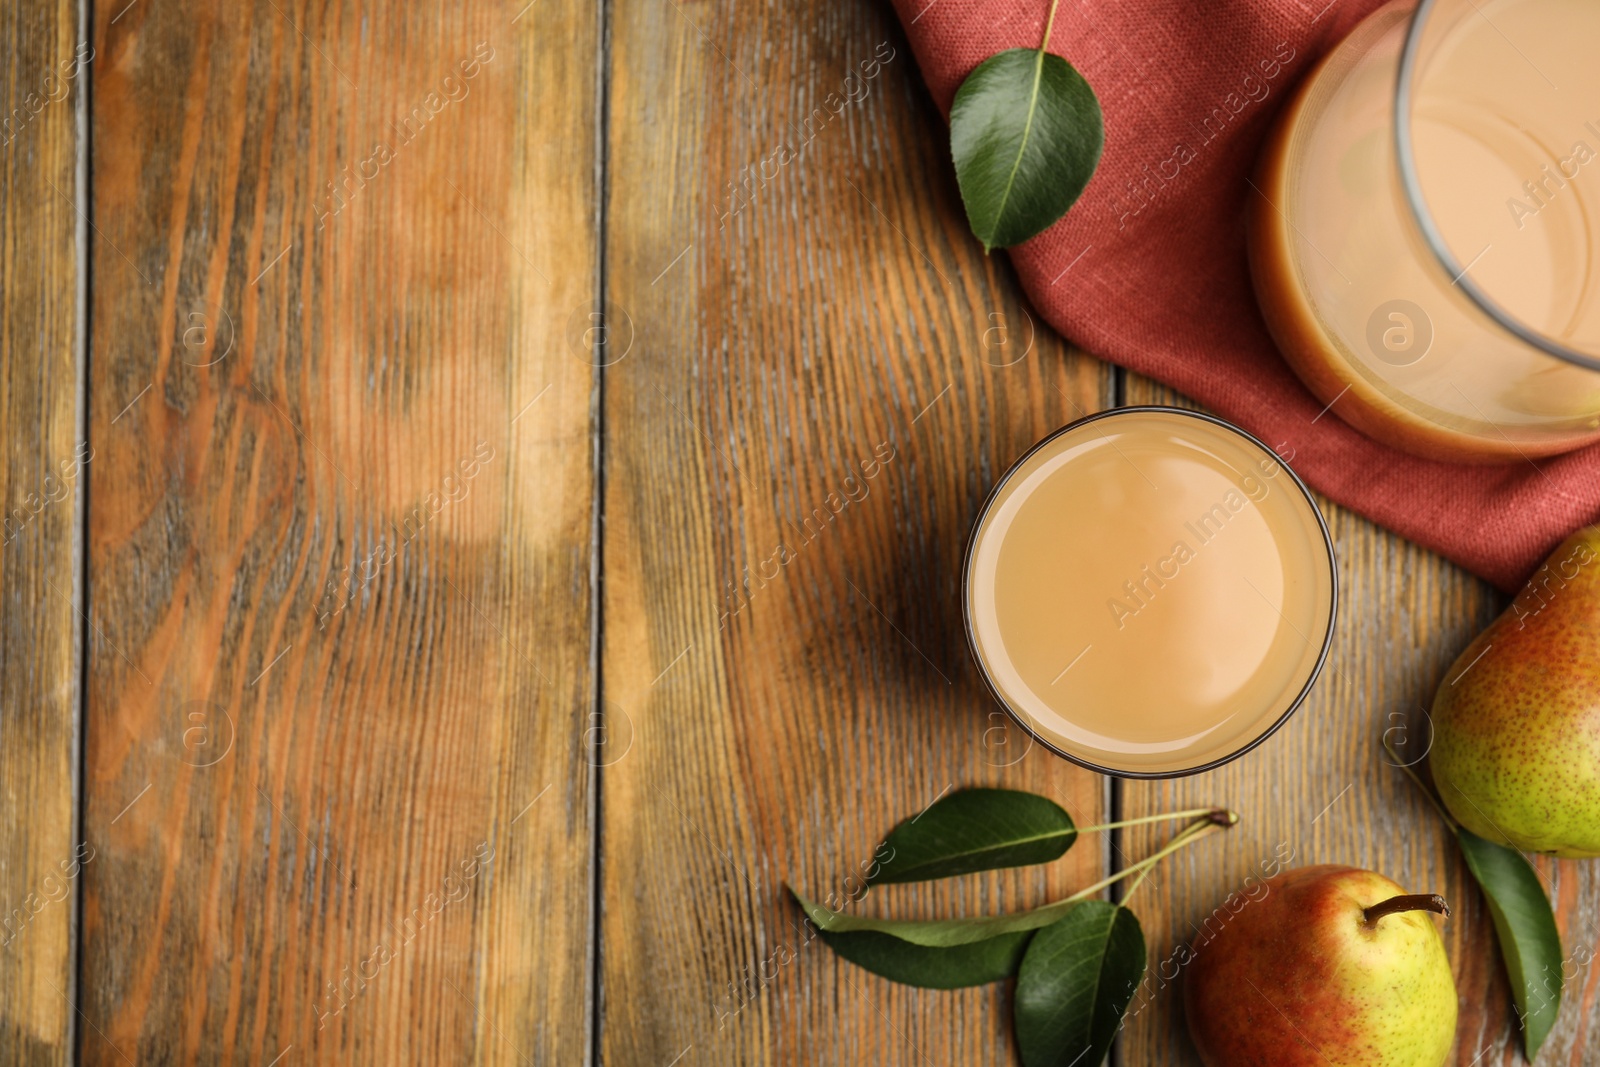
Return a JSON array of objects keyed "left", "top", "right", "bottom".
[
  {"left": 1252, "top": 0, "right": 1600, "bottom": 462},
  {"left": 964, "top": 409, "right": 1337, "bottom": 777}
]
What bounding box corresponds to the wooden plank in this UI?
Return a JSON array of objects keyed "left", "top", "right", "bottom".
[
  {"left": 1115, "top": 377, "right": 1600, "bottom": 1065},
  {"left": 601, "top": 1, "right": 1111, "bottom": 1063},
  {"left": 81, "top": 1, "right": 596, "bottom": 1062},
  {"left": 0, "top": 0, "right": 85, "bottom": 1063}
]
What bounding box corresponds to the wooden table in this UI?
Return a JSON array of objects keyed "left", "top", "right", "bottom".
[{"left": 3, "top": 0, "right": 1596, "bottom": 1062}]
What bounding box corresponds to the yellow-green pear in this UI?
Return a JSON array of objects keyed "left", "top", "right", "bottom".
[
  {"left": 1430, "top": 525, "right": 1600, "bottom": 857},
  {"left": 1184, "top": 865, "right": 1457, "bottom": 1066}
]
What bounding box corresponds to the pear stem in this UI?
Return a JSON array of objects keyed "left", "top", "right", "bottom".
[
  {"left": 1058, "top": 814, "right": 1233, "bottom": 906},
  {"left": 1363, "top": 893, "right": 1450, "bottom": 927},
  {"left": 1076, "top": 807, "right": 1230, "bottom": 834},
  {"left": 1119, "top": 824, "right": 1204, "bottom": 905},
  {"left": 1039, "top": 0, "right": 1064, "bottom": 51},
  {"left": 1117, "top": 811, "right": 1238, "bottom": 905}
]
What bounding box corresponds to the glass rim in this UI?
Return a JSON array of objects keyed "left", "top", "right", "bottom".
[
  {"left": 1394, "top": 0, "right": 1600, "bottom": 372},
  {"left": 960, "top": 406, "right": 1340, "bottom": 781}
]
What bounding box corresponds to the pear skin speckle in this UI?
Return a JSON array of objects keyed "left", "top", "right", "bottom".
[{"left": 1431, "top": 526, "right": 1600, "bottom": 857}]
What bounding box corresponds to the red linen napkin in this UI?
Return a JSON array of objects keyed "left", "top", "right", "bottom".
[{"left": 888, "top": 0, "right": 1600, "bottom": 593}]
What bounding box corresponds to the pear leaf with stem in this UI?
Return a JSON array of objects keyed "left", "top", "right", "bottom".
[
  {"left": 869, "top": 788, "right": 1078, "bottom": 885},
  {"left": 950, "top": 0, "right": 1103, "bottom": 251},
  {"left": 868, "top": 787, "right": 1222, "bottom": 886},
  {"left": 795, "top": 813, "right": 1231, "bottom": 949}
]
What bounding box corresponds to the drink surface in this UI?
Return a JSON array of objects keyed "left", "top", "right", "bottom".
[
  {"left": 967, "top": 411, "right": 1335, "bottom": 776},
  {"left": 1253, "top": 0, "right": 1600, "bottom": 460}
]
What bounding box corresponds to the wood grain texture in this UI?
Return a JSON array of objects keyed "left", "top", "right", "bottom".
[
  {"left": 0, "top": 0, "right": 84, "bottom": 1063},
  {"left": 600, "top": 1, "right": 1110, "bottom": 1063},
  {"left": 1115, "top": 378, "right": 1600, "bottom": 1066},
  {"left": 18, "top": 0, "right": 1592, "bottom": 1062},
  {"left": 81, "top": 0, "right": 596, "bottom": 1063}
]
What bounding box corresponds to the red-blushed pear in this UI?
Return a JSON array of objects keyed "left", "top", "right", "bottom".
[
  {"left": 1430, "top": 525, "right": 1600, "bottom": 857},
  {"left": 1184, "top": 865, "right": 1456, "bottom": 1067}
]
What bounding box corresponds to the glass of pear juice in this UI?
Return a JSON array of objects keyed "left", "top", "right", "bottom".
[
  {"left": 964, "top": 408, "right": 1338, "bottom": 778},
  {"left": 1250, "top": 0, "right": 1600, "bottom": 463}
]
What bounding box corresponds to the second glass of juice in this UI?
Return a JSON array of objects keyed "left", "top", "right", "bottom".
[{"left": 1251, "top": 0, "right": 1600, "bottom": 462}]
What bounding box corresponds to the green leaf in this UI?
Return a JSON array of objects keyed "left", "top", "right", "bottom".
[
  {"left": 1456, "top": 828, "right": 1564, "bottom": 1060},
  {"left": 1014, "top": 902, "right": 1145, "bottom": 1067},
  {"left": 870, "top": 787, "right": 1077, "bottom": 885},
  {"left": 816, "top": 927, "right": 1034, "bottom": 989},
  {"left": 794, "top": 889, "right": 1083, "bottom": 949},
  {"left": 950, "top": 48, "right": 1103, "bottom": 252}
]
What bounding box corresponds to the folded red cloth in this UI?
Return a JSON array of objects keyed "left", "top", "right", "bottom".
[{"left": 889, "top": 0, "right": 1600, "bottom": 593}]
